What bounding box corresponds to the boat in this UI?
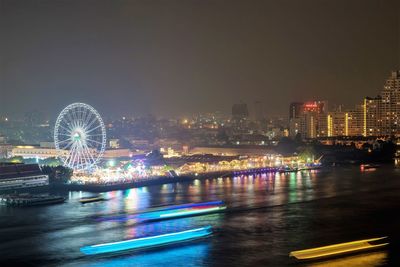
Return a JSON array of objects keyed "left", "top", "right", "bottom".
[
  {"left": 0, "top": 194, "right": 65, "bottom": 207},
  {"left": 137, "top": 204, "right": 227, "bottom": 221},
  {"left": 97, "top": 200, "right": 226, "bottom": 222},
  {"left": 79, "top": 195, "right": 106, "bottom": 204},
  {"left": 361, "top": 164, "right": 380, "bottom": 171},
  {"left": 80, "top": 226, "right": 213, "bottom": 255},
  {"left": 289, "top": 237, "right": 389, "bottom": 261},
  {"left": 278, "top": 166, "right": 298, "bottom": 173}
]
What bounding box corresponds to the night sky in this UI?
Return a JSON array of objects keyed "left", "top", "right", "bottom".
[{"left": 1, "top": 0, "right": 399, "bottom": 118}]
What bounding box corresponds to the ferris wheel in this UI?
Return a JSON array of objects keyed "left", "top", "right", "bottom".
[{"left": 54, "top": 103, "right": 106, "bottom": 172}]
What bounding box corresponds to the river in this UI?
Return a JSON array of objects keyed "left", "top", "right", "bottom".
[{"left": 1, "top": 165, "right": 400, "bottom": 266}]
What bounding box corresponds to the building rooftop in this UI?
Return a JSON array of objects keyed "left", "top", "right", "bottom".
[{"left": 0, "top": 164, "right": 44, "bottom": 180}]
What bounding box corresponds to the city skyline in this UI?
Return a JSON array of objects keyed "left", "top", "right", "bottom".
[
  {"left": 2, "top": 2, "right": 400, "bottom": 266},
  {"left": 1, "top": 0, "right": 399, "bottom": 118}
]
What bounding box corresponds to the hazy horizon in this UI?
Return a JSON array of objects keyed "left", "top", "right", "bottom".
[{"left": 1, "top": 0, "right": 399, "bottom": 119}]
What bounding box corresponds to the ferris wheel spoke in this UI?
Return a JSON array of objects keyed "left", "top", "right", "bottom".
[
  {"left": 76, "top": 144, "right": 83, "bottom": 170},
  {"left": 57, "top": 138, "right": 72, "bottom": 145},
  {"left": 75, "top": 111, "right": 82, "bottom": 128},
  {"left": 71, "top": 108, "right": 80, "bottom": 128},
  {"left": 80, "top": 150, "right": 88, "bottom": 169},
  {"left": 74, "top": 149, "right": 80, "bottom": 168},
  {"left": 86, "top": 138, "right": 103, "bottom": 146},
  {"left": 82, "top": 107, "right": 88, "bottom": 124},
  {"left": 82, "top": 143, "right": 93, "bottom": 160},
  {"left": 77, "top": 106, "right": 82, "bottom": 122},
  {"left": 83, "top": 110, "right": 93, "bottom": 128},
  {"left": 59, "top": 119, "right": 72, "bottom": 129},
  {"left": 60, "top": 140, "right": 74, "bottom": 150},
  {"left": 71, "top": 145, "right": 80, "bottom": 168},
  {"left": 65, "top": 143, "right": 76, "bottom": 167},
  {"left": 87, "top": 133, "right": 104, "bottom": 137},
  {"left": 86, "top": 124, "right": 102, "bottom": 134},
  {"left": 65, "top": 109, "right": 75, "bottom": 125},
  {"left": 57, "top": 124, "right": 72, "bottom": 134},
  {"left": 81, "top": 108, "right": 89, "bottom": 127},
  {"left": 77, "top": 107, "right": 85, "bottom": 128},
  {"left": 57, "top": 133, "right": 72, "bottom": 137},
  {"left": 74, "top": 110, "right": 81, "bottom": 129},
  {"left": 84, "top": 114, "right": 100, "bottom": 130},
  {"left": 82, "top": 145, "right": 94, "bottom": 168},
  {"left": 69, "top": 143, "right": 78, "bottom": 164},
  {"left": 65, "top": 112, "right": 77, "bottom": 130},
  {"left": 83, "top": 143, "right": 96, "bottom": 164},
  {"left": 80, "top": 143, "right": 90, "bottom": 168}
]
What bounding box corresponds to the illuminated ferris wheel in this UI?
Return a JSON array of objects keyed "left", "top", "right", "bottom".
[{"left": 54, "top": 103, "right": 106, "bottom": 171}]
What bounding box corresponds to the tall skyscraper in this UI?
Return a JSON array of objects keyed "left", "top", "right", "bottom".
[
  {"left": 289, "top": 102, "right": 304, "bottom": 119},
  {"left": 380, "top": 71, "right": 400, "bottom": 135},
  {"left": 326, "top": 111, "right": 347, "bottom": 137},
  {"left": 232, "top": 102, "right": 249, "bottom": 121},
  {"left": 300, "top": 112, "right": 317, "bottom": 138},
  {"left": 253, "top": 101, "right": 264, "bottom": 121},
  {"left": 347, "top": 105, "right": 364, "bottom": 136},
  {"left": 363, "top": 96, "right": 381, "bottom": 136},
  {"left": 288, "top": 101, "right": 328, "bottom": 138}
]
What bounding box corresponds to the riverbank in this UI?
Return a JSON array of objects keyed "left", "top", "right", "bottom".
[{"left": 51, "top": 166, "right": 321, "bottom": 192}]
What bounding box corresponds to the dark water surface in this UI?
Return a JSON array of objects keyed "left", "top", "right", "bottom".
[{"left": 1, "top": 166, "right": 400, "bottom": 267}]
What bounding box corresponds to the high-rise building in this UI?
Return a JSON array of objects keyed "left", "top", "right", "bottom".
[
  {"left": 253, "top": 101, "right": 264, "bottom": 121},
  {"left": 290, "top": 71, "right": 400, "bottom": 138},
  {"left": 300, "top": 112, "right": 317, "bottom": 138},
  {"left": 380, "top": 71, "right": 400, "bottom": 135},
  {"left": 289, "top": 101, "right": 328, "bottom": 138},
  {"left": 363, "top": 96, "right": 381, "bottom": 136},
  {"left": 232, "top": 102, "right": 249, "bottom": 121},
  {"left": 302, "top": 101, "right": 328, "bottom": 114},
  {"left": 326, "top": 111, "right": 348, "bottom": 137},
  {"left": 347, "top": 105, "right": 364, "bottom": 136},
  {"left": 289, "top": 102, "right": 304, "bottom": 119},
  {"left": 289, "top": 118, "right": 301, "bottom": 137}
]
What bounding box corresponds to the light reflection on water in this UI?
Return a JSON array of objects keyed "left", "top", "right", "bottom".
[
  {"left": 75, "top": 242, "right": 210, "bottom": 267},
  {"left": 3, "top": 167, "right": 400, "bottom": 266},
  {"left": 307, "top": 251, "right": 388, "bottom": 267}
]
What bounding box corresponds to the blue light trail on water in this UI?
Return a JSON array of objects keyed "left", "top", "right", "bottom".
[
  {"left": 80, "top": 226, "right": 213, "bottom": 255},
  {"left": 82, "top": 243, "right": 210, "bottom": 267},
  {"left": 97, "top": 200, "right": 225, "bottom": 222}
]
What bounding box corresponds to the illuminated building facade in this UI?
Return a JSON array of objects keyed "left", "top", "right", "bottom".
[
  {"left": 380, "top": 71, "right": 400, "bottom": 135},
  {"left": 326, "top": 111, "right": 347, "bottom": 137},
  {"left": 0, "top": 164, "right": 49, "bottom": 190},
  {"left": 289, "top": 102, "right": 304, "bottom": 119},
  {"left": 363, "top": 96, "right": 381, "bottom": 136},
  {"left": 10, "top": 145, "right": 68, "bottom": 159},
  {"left": 289, "top": 101, "right": 328, "bottom": 138},
  {"left": 300, "top": 112, "right": 317, "bottom": 138},
  {"left": 289, "top": 71, "right": 400, "bottom": 138},
  {"left": 289, "top": 118, "right": 301, "bottom": 137},
  {"left": 346, "top": 105, "right": 364, "bottom": 136}
]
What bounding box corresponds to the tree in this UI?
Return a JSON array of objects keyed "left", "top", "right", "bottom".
[
  {"left": 294, "top": 133, "right": 303, "bottom": 144},
  {"left": 42, "top": 165, "right": 73, "bottom": 183},
  {"left": 298, "top": 146, "right": 316, "bottom": 162},
  {"left": 216, "top": 129, "right": 229, "bottom": 143}
]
